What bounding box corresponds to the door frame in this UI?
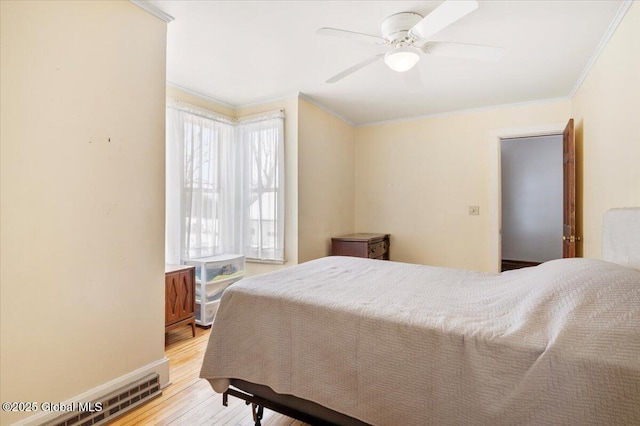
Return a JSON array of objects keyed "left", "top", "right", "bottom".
[{"left": 488, "top": 122, "right": 566, "bottom": 273}]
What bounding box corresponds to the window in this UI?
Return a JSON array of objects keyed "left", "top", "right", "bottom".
[
  {"left": 166, "top": 101, "right": 285, "bottom": 263},
  {"left": 238, "top": 120, "right": 285, "bottom": 261}
]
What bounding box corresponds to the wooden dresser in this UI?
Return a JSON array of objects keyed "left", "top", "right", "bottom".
[
  {"left": 331, "top": 233, "right": 390, "bottom": 260},
  {"left": 164, "top": 264, "right": 196, "bottom": 338}
]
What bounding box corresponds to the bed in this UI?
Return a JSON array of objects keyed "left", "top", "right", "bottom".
[{"left": 200, "top": 208, "right": 640, "bottom": 425}]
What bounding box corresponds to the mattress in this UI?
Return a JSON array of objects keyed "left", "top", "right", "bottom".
[{"left": 200, "top": 256, "right": 640, "bottom": 425}]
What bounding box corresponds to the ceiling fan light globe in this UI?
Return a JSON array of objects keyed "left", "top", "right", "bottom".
[{"left": 384, "top": 48, "right": 420, "bottom": 72}]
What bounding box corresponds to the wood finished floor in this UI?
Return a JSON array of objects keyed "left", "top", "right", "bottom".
[{"left": 110, "top": 326, "right": 306, "bottom": 426}]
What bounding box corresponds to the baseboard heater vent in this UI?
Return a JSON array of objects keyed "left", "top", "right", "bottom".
[{"left": 42, "top": 373, "right": 161, "bottom": 426}]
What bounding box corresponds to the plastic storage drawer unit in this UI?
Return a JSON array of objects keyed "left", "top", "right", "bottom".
[{"left": 183, "top": 254, "right": 245, "bottom": 326}]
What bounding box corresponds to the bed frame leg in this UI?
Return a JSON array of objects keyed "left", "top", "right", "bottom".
[
  {"left": 251, "top": 403, "right": 264, "bottom": 426},
  {"left": 224, "top": 387, "right": 338, "bottom": 426}
]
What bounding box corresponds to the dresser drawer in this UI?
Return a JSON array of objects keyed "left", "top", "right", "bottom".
[
  {"left": 331, "top": 233, "right": 390, "bottom": 260},
  {"left": 368, "top": 240, "right": 388, "bottom": 259}
]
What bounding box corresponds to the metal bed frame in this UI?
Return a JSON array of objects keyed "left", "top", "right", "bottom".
[{"left": 222, "top": 380, "right": 371, "bottom": 426}]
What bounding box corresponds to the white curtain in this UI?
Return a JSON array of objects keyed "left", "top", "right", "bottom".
[
  {"left": 236, "top": 117, "right": 285, "bottom": 261},
  {"left": 165, "top": 107, "right": 184, "bottom": 264},
  {"left": 166, "top": 102, "right": 284, "bottom": 264}
]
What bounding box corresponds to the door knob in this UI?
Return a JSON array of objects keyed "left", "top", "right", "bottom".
[{"left": 562, "top": 235, "right": 581, "bottom": 242}]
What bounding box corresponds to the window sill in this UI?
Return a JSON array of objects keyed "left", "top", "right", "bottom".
[{"left": 246, "top": 258, "right": 286, "bottom": 265}]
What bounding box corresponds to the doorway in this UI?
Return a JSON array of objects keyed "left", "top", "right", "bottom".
[
  {"left": 500, "top": 135, "right": 563, "bottom": 271},
  {"left": 488, "top": 121, "right": 575, "bottom": 273}
]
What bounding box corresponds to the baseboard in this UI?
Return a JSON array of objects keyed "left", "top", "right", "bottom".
[{"left": 12, "top": 357, "right": 170, "bottom": 426}]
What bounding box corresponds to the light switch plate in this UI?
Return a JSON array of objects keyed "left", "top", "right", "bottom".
[{"left": 469, "top": 206, "right": 480, "bottom": 215}]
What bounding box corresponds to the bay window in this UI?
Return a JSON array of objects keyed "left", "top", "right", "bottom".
[{"left": 166, "top": 100, "right": 284, "bottom": 263}]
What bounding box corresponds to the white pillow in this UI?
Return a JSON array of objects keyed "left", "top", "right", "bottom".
[{"left": 602, "top": 208, "right": 640, "bottom": 270}]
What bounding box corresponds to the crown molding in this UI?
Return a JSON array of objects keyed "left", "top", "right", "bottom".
[
  {"left": 234, "top": 93, "right": 301, "bottom": 110},
  {"left": 297, "top": 93, "right": 356, "bottom": 127},
  {"left": 568, "top": 0, "right": 633, "bottom": 98},
  {"left": 357, "top": 97, "right": 571, "bottom": 128},
  {"left": 168, "top": 82, "right": 302, "bottom": 112},
  {"left": 165, "top": 85, "right": 569, "bottom": 129},
  {"left": 130, "top": 0, "right": 174, "bottom": 22},
  {"left": 152, "top": 0, "right": 630, "bottom": 129},
  {"left": 166, "top": 82, "right": 235, "bottom": 110}
]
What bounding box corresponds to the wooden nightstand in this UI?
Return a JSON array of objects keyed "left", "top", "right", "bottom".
[
  {"left": 331, "top": 233, "right": 390, "bottom": 260},
  {"left": 165, "top": 264, "right": 196, "bottom": 338}
]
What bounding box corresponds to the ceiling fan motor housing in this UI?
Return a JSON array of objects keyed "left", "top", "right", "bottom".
[{"left": 381, "top": 12, "right": 423, "bottom": 42}]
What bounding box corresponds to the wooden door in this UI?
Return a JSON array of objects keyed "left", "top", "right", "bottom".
[{"left": 562, "top": 118, "right": 577, "bottom": 258}]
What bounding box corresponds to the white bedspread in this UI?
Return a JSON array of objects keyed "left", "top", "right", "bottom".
[{"left": 200, "top": 256, "right": 640, "bottom": 425}]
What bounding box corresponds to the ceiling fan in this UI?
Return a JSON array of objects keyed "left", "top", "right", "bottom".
[{"left": 317, "top": 0, "right": 505, "bottom": 83}]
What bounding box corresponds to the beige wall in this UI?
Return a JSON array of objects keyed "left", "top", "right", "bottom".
[
  {"left": 298, "top": 99, "right": 355, "bottom": 262},
  {"left": 0, "top": 2, "right": 167, "bottom": 424},
  {"left": 571, "top": 1, "right": 640, "bottom": 259},
  {"left": 354, "top": 101, "right": 571, "bottom": 272}
]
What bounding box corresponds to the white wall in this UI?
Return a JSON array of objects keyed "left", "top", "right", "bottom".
[
  {"left": 501, "top": 136, "right": 563, "bottom": 262},
  {"left": 0, "top": 2, "right": 167, "bottom": 424}
]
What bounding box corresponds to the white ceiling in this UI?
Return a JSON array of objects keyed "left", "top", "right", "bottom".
[{"left": 149, "top": 0, "right": 626, "bottom": 126}]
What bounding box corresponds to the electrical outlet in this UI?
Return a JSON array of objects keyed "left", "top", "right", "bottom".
[{"left": 469, "top": 206, "right": 480, "bottom": 215}]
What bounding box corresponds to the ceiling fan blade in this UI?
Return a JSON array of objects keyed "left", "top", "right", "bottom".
[
  {"left": 402, "top": 66, "right": 425, "bottom": 92},
  {"left": 423, "top": 42, "right": 505, "bottom": 61},
  {"left": 316, "top": 27, "right": 387, "bottom": 45},
  {"left": 326, "top": 55, "right": 384, "bottom": 83},
  {"left": 409, "top": 0, "right": 479, "bottom": 41}
]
